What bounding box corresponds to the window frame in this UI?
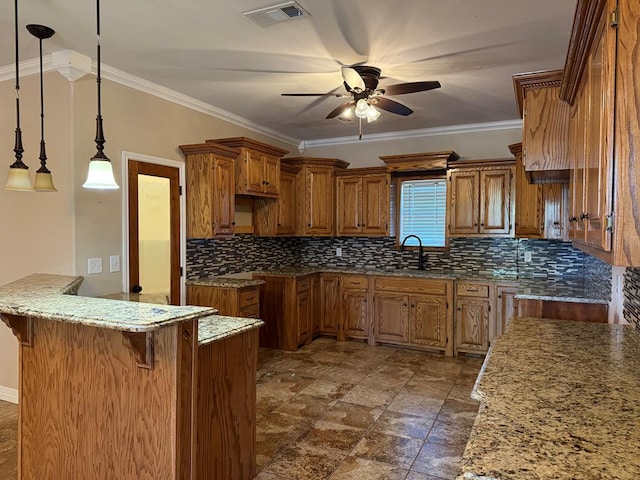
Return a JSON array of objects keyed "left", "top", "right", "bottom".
[{"left": 393, "top": 174, "right": 449, "bottom": 250}]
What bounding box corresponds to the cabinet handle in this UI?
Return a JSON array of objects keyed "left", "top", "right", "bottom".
[
  {"left": 403, "top": 303, "right": 408, "bottom": 307},
  {"left": 411, "top": 304, "right": 415, "bottom": 308},
  {"left": 498, "top": 294, "right": 502, "bottom": 299},
  {"left": 580, "top": 213, "right": 589, "bottom": 220},
  {"left": 474, "top": 223, "right": 478, "bottom": 227},
  {"left": 480, "top": 223, "right": 484, "bottom": 227},
  {"left": 308, "top": 223, "right": 312, "bottom": 227},
  {"left": 457, "top": 307, "right": 461, "bottom": 311},
  {"left": 232, "top": 221, "right": 236, "bottom": 225},
  {"left": 569, "top": 216, "right": 578, "bottom": 222}
]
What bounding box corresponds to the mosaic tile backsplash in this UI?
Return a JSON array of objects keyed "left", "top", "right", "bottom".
[
  {"left": 624, "top": 268, "right": 640, "bottom": 330},
  {"left": 187, "top": 235, "right": 610, "bottom": 283}
]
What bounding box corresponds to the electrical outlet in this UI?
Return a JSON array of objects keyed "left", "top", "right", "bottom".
[
  {"left": 336, "top": 247, "right": 342, "bottom": 257},
  {"left": 524, "top": 251, "right": 532, "bottom": 263},
  {"left": 88, "top": 257, "right": 103, "bottom": 274},
  {"left": 109, "top": 255, "right": 120, "bottom": 273}
]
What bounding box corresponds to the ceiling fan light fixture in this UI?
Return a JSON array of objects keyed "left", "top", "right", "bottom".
[
  {"left": 355, "top": 98, "right": 369, "bottom": 119},
  {"left": 366, "top": 105, "right": 381, "bottom": 123}
]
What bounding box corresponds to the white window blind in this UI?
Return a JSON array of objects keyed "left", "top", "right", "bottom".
[{"left": 399, "top": 179, "right": 447, "bottom": 247}]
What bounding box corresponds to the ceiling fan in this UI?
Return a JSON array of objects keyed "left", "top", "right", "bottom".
[{"left": 282, "top": 65, "right": 441, "bottom": 123}]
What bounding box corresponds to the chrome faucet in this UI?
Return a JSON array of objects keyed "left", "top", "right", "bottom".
[{"left": 400, "top": 235, "right": 425, "bottom": 270}]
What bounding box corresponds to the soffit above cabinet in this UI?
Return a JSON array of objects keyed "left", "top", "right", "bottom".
[
  {"left": 179, "top": 142, "right": 240, "bottom": 159},
  {"left": 207, "top": 137, "right": 290, "bottom": 158}
]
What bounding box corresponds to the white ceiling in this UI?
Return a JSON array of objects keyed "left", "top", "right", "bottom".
[{"left": 0, "top": 0, "right": 577, "bottom": 143}]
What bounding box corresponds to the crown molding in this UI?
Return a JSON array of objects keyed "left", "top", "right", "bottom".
[
  {"left": 0, "top": 49, "right": 300, "bottom": 148},
  {"left": 298, "top": 119, "right": 523, "bottom": 150}
]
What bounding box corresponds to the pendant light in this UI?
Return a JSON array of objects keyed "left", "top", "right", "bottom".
[
  {"left": 4, "top": 0, "right": 33, "bottom": 191},
  {"left": 82, "top": 0, "right": 119, "bottom": 189},
  {"left": 27, "top": 24, "right": 57, "bottom": 192}
]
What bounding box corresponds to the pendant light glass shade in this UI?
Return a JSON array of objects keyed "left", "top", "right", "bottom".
[
  {"left": 4, "top": 0, "right": 34, "bottom": 191},
  {"left": 83, "top": 0, "right": 119, "bottom": 190},
  {"left": 34, "top": 171, "right": 56, "bottom": 191},
  {"left": 83, "top": 158, "right": 119, "bottom": 189},
  {"left": 5, "top": 167, "right": 33, "bottom": 191}
]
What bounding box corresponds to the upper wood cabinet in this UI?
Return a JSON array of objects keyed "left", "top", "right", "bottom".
[
  {"left": 208, "top": 137, "right": 289, "bottom": 198},
  {"left": 281, "top": 157, "right": 349, "bottom": 236},
  {"left": 448, "top": 160, "right": 515, "bottom": 237},
  {"left": 179, "top": 141, "right": 239, "bottom": 238},
  {"left": 560, "top": 0, "right": 640, "bottom": 265},
  {"left": 253, "top": 164, "right": 300, "bottom": 237},
  {"left": 336, "top": 168, "right": 390, "bottom": 236},
  {"left": 513, "top": 70, "right": 571, "bottom": 183}
]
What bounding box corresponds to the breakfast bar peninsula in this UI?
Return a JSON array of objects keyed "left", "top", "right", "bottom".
[{"left": 0, "top": 274, "right": 262, "bottom": 480}]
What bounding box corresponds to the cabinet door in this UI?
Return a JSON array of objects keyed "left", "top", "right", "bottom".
[
  {"left": 336, "top": 176, "right": 362, "bottom": 235},
  {"left": 342, "top": 289, "right": 369, "bottom": 339},
  {"left": 449, "top": 170, "right": 479, "bottom": 234},
  {"left": 543, "top": 183, "right": 569, "bottom": 240},
  {"left": 245, "top": 150, "right": 266, "bottom": 195},
  {"left": 515, "top": 152, "right": 543, "bottom": 237},
  {"left": 264, "top": 155, "right": 280, "bottom": 196},
  {"left": 277, "top": 170, "right": 297, "bottom": 235},
  {"left": 320, "top": 275, "right": 340, "bottom": 336},
  {"left": 362, "top": 174, "right": 390, "bottom": 235},
  {"left": 584, "top": 12, "right": 615, "bottom": 252},
  {"left": 570, "top": 82, "right": 588, "bottom": 242},
  {"left": 374, "top": 293, "right": 409, "bottom": 344},
  {"left": 455, "top": 298, "right": 490, "bottom": 353},
  {"left": 522, "top": 85, "right": 571, "bottom": 171},
  {"left": 304, "top": 167, "right": 334, "bottom": 235},
  {"left": 494, "top": 285, "right": 517, "bottom": 339},
  {"left": 480, "top": 169, "right": 512, "bottom": 235},
  {"left": 186, "top": 154, "right": 214, "bottom": 238},
  {"left": 296, "top": 288, "right": 312, "bottom": 345},
  {"left": 311, "top": 275, "right": 321, "bottom": 337},
  {"left": 410, "top": 295, "right": 448, "bottom": 349},
  {"left": 212, "top": 157, "right": 235, "bottom": 236}
]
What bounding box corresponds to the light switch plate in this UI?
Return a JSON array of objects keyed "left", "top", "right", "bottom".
[
  {"left": 88, "top": 257, "right": 103, "bottom": 274},
  {"left": 524, "top": 251, "right": 532, "bottom": 262},
  {"left": 109, "top": 255, "right": 120, "bottom": 273},
  {"left": 336, "top": 247, "right": 342, "bottom": 257}
]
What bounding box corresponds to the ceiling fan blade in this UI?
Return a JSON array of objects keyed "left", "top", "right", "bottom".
[
  {"left": 383, "top": 81, "right": 441, "bottom": 95},
  {"left": 326, "top": 101, "right": 353, "bottom": 119},
  {"left": 374, "top": 97, "right": 413, "bottom": 116},
  {"left": 341, "top": 67, "right": 366, "bottom": 91},
  {"left": 282, "top": 93, "right": 343, "bottom": 97}
]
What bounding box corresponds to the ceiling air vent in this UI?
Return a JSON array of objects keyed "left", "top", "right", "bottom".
[{"left": 244, "top": 1, "right": 309, "bottom": 27}]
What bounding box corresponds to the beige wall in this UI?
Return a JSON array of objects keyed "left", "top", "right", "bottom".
[
  {"left": 0, "top": 73, "right": 75, "bottom": 391},
  {"left": 302, "top": 127, "right": 523, "bottom": 168}
]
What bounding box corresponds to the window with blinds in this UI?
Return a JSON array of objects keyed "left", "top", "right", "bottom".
[{"left": 399, "top": 178, "right": 447, "bottom": 247}]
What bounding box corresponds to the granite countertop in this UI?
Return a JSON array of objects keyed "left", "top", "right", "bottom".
[
  {"left": 100, "top": 292, "right": 170, "bottom": 304},
  {"left": 198, "top": 315, "right": 264, "bottom": 346},
  {"left": 516, "top": 276, "right": 609, "bottom": 304},
  {"left": 0, "top": 273, "right": 215, "bottom": 333},
  {"left": 457, "top": 317, "right": 640, "bottom": 480},
  {"left": 186, "top": 277, "right": 266, "bottom": 288}
]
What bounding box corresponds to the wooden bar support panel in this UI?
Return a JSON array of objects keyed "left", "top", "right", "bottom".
[
  {"left": 122, "top": 330, "right": 155, "bottom": 369},
  {"left": 0, "top": 314, "right": 33, "bottom": 346}
]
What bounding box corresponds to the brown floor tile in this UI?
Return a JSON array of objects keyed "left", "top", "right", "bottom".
[
  {"left": 386, "top": 390, "right": 445, "bottom": 418},
  {"left": 330, "top": 456, "right": 408, "bottom": 479},
  {"left": 321, "top": 401, "right": 384, "bottom": 429},
  {"left": 370, "top": 410, "right": 435, "bottom": 440},
  {"left": 420, "top": 360, "right": 464, "bottom": 376},
  {"left": 412, "top": 441, "right": 466, "bottom": 478},
  {"left": 264, "top": 441, "right": 344, "bottom": 480},
  {"left": 321, "top": 365, "right": 370, "bottom": 384},
  {"left": 403, "top": 377, "right": 453, "bottom": 400},
  {"left": 288, "top": 361, "right": 335, "bottom": 379},
  {"left": 351, "top": 430, "right": 423, "bottom": 469},
  {"left": 436, "top": 398, "right": 480, "bottom": 426},
  {"left": 275, "top": 393, "right": 337, "bottom": 419},
  {"left": 299, "top": 419, "right": 365, "bottom": 453},
  {"left": 426, "top": 420, "right": 474, "bottom": 448},
  {"left": 0, "top": 401, "right": 18, "bottom": 480},
  {"left": 406, "top": 471, "right": 449, "bottom": 480},
  {"left": 455, "top": 370, "right": 480, "bottom": 386},
  {"left": 446, "top": 384, "right": 475, "bottom": 403},
  {"left": 298, "top": 378, "right": 355, "bottom": 400},
  {"left": 341, "top": 384, "right": 399, "bottom": 409},
  {"left": 255, "top": 411, "right": 313, "bottom": 459}
]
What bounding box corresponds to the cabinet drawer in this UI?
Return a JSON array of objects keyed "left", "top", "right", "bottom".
[
  {"left": 374, "top": 276, "right": 448, "bottom": 296},
  {"left": 296, "top": 277, "right": 311, "bottom": 292},
  {"left": 239, "top": 304, "right": 260, "bottom": 319},
  {"left": 238, "top": 288, "right": 259, "bottom": 309},
  {"left": 341, "top": 275, "right": 369, "bottom": 289},
  {"left": 456, "top": 283, "right": 490, "bottom": 298}
]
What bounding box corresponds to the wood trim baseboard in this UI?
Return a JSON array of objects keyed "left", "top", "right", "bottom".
[{"left": 0, "top": 385, "right": 18, "bottom": 404}]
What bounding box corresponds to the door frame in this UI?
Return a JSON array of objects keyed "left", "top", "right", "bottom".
[{"left": 121, "top": 151, "right": 186, "bottom": 305}]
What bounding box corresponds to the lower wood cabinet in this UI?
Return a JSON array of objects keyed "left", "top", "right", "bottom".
[
  {"left": 495, "top": 283, "right": 518, "bottom": 337},
  {"left": 187, "top": 283, "right": 260, "bottom": 318},
  {"left": 296, "top": 277, "right": 312, "bottom": 345},
  {"left": 455, "top": 282, "right": 492, "bottom": 355},
  {"left": 341, "top": 275, "right": 372, "bottom": 342},
  {"left": 319, "top": 274, "right": 340, "bottom": 337},
  {"left": 372, "top": 276, "right": 453, "bottom": 356}
]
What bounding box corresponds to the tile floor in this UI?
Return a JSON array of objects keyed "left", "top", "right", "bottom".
[
  {"left": 0, "top": 338, "right": 482, "bottom": 480},
  {"left": 254, "top": 338, "right": 482, "bottom": 480}
]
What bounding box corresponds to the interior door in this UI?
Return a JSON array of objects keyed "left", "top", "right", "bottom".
[{"left": 128, "top": 160, "right": 181, "bottom": 305}]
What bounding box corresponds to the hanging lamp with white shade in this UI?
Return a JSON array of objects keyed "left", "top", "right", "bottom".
[
  {"left": 4, "top": 0, "right": 33, "bottom": 192},
  {"left": 83, "top": 0, "right": 119, "bottom": 190},
  {"left": 27, "top": 24, "right": 57, "bottom": 192}
]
